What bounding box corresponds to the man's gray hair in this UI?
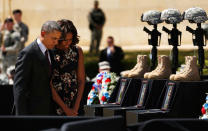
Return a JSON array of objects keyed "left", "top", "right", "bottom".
[{"left": 41, "top": 21, "right": 61, "bottom": 33}]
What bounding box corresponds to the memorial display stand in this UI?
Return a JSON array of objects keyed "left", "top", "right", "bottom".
[
  {"left": 143, "top": 25, "right": 161, "bottom": 70},
  {"left": 186, "top": 23, "right": 206, "bottom": 75},
  {"left": 84, "top": 77, "right": 141, "bottom": 116},
  {"left": 162, "top": 24, "right": 181, "bottom": 74},
  {"left": 103, "top": 79, "right": 167, "bottom": 124},
  {"left": 126, "top": 80, "right": 208, "bottom": 125}
]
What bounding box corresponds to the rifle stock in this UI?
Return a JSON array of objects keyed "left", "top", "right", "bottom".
[
  {"left": 162, "top": 26, "right": 170, "bottom": 34},
  {"left": 143, "top": 27, "right": 151, "bottom": 34},
  {"left": 186, "top": 26, "right": 194, "bottom": 34}
]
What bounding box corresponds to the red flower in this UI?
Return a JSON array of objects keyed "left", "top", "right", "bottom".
[
  {"left": 97, "top": 79, "right": 102, "bottom": 84},
  {"left": 101, "top": 96, "right": 107, "bottom": 102},
  {"left": 92, "top": 86, "right": 95, "bottom": 90},
  {"left": 88, "top": 96, "right": 90, "bottom": 100},
  {"left": 202, "top": 107, "right": 206, "bottom": 114},
  {"left": 105, "top": 78, "right": 111, "bottom": 83}
]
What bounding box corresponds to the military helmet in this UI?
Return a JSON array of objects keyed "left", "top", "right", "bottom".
[
  {"left": 141, "top": 10, "right": 163, "bottom": 25},
  {"left": 161, "top": 8, "right": 183, "bottom": 24},
  {"left": 183, "top": 7, "right": 208, "bottom": 23}
]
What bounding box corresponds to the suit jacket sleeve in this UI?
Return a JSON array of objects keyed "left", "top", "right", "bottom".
[
  {"left": 118, "top": 47, "right": 124, "bottom": 60},
  {"left": 99, "top": 50, "right": 106, "bottom": 62},
  {"left": 112, "top": 47, "right": 124, "bottom": 61},
  {"left": 13, "top": 50, "right": 32, "bottom": 115}
]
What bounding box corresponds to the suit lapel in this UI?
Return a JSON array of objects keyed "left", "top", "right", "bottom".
[
  {"left": 32, "top": 41, "right": 50, "bottom": 76},
  {"left": 104, "top": 48, "right": 108, "bottom": 58},
  {"left": 49, "top": 50, "right": 55, "bottom": 65}
]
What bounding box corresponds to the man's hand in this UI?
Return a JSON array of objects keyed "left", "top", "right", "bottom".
[{"left": 110, "top": 46, "right": 115, "bottom": 54}]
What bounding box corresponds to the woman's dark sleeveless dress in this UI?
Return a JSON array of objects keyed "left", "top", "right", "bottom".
[{"left": 51, "top": 45, "right": 79, "bottom": 115}]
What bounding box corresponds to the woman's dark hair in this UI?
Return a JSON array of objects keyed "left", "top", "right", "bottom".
[{"left": 57, "top": 19, "right": 79, "bottom": 45}]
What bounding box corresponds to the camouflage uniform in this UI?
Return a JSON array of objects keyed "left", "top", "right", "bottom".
[
  {"left": 88, "top": 8, "right": 105, "bottom": 53},
  {"left": 14, "top": 22, "right": 29, "bottom": 50},
  {"left": 0, "top": 30, "right": 21, "bottom": 72}
]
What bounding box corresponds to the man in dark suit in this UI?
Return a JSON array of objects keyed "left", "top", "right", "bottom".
[
  {"left": 13, "top": 21, "right": 62, "bottom": 115},
  {"left": 99, "top": 36, "right": 124, "bottom": 76}
]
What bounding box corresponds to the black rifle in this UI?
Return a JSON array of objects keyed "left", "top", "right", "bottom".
[
  {"left": 162, "top": 24, "right": 181, "bottom": 73},
  {"left": 143, "top": 24, "right": 161, "bottom": 70},
  {"left": 186, "top": 23, "right": 206, "bottom": 75}
]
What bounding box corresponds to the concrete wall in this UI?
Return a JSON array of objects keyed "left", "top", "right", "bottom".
[{"left": 1, "top": 0, "right": 208, "bottom": 50}]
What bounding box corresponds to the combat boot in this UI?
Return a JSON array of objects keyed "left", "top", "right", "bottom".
[
  {"left": 173, "top": 56, "right": 200, "bottom": 81},
  {"left": 144, "top": 55, "right": 162, "bottom": 79},
  {"left": 128, "top": 55, "right": 149, "bottom": 78},
  {"left": 121, "top": 55, "right": 143, "bottom": 77},
  {"left": 170, "top": 56, "right": 190, "bottom": 80},
  {"left": 147, "top": 55, "right": 171, "bottom": 79}
]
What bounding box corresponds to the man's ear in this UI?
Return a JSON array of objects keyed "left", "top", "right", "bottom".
[{"left": 41, "top": 31, "right": 46, "bottom": 37}]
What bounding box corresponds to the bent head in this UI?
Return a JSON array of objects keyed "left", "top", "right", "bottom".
[
  {"left": 40, "top": 21, "right": 62, "bottom": 49},
  {"left": 56, "top": 19, "right": 79, "bottom": 50}
]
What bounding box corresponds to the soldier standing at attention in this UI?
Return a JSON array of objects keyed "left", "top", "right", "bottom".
[
  {"left": 88, "top": 0, "right": 106, "bottom": 53},
  {"left": 13, "top": 9, "right": 29, "bottom": 50},
  {"left": 0, "top": 18, "right": 21, "bottom": 73}
]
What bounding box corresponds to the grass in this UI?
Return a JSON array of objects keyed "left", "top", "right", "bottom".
[{"left": 84, "top": 50, "right": 208, "bottom": 79}]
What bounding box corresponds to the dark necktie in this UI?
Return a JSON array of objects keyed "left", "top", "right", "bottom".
[{"left": 45, "top": 50, "right": 52, "bottom": 76}]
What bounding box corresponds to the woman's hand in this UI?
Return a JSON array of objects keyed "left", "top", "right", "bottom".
[
  {"left": 63, "top": 107, "right": 78, "bottom": 116},
  {"left": 50, "top": 81, "right": 78, "bottom": 116}
]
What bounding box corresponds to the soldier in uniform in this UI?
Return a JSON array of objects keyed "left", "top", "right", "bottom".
[
  {"left": 0, "top": 18, "right": 21, "bottom": 73},
  {"left": 88, "top": 0, "right": 105, "bottom": 53},
  {"left": 13, "top": 9, "right": 29, "bottom": 50}
]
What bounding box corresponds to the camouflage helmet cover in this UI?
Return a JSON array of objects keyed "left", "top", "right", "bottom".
[
  {"left": 161, "top": 8, "right": 183, "bottom": 24},
  {"left": 141, "top": 10, "right": 163, "bottom": 25},
  {"left": 184, "top": 7, "right": 208, "bottom": 23}
]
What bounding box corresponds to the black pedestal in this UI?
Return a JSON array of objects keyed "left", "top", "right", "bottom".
[
  {"left": 103, "top": 106, "right": 142, "bottom": 117},
  {"left": 84, "top": 104, "right": 121, "bottom": 116},
  {"left": 126, "top": 80, "right": 208, "bottom": 125},
  {"left": 126, "top": 109, "right": 168, "bottom": 125},
  {"left": 103, "top": 79, "right": 167, "bottom": 120},
  {"left": 84, "top": 78, "right": 141, "bottom": 116}
]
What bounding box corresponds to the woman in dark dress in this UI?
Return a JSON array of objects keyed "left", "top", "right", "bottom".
[{"left": 51, "top": 19, "right": 85, "bottom": 116}]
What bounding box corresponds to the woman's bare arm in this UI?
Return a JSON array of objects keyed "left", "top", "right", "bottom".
[{"left": 73, "top": 46, "right": 85, "bottom": 113}]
